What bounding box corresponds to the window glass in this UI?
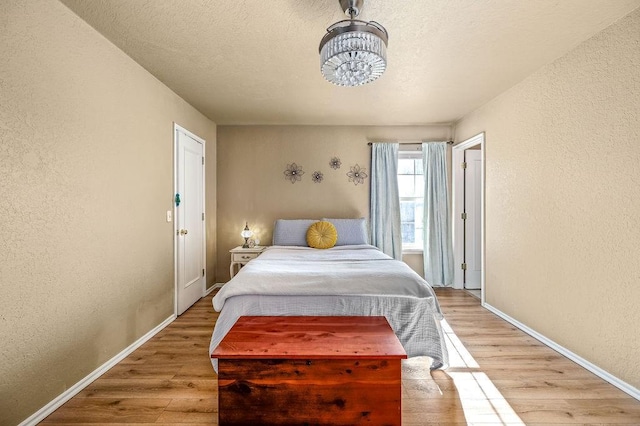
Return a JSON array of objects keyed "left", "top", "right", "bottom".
[
  {"left": 397, "top": 159, "right": 415, "bottom": 175},
  {"left": 401, "top": 222, "right": 415, "bottom": 244},
  {"left": 400, "top": 200, "right": 416, "bottom": 221},
  {"left": 397, "top": 175, "right": 415, "bottom": 197},
  {"left": 415, "top": 175, "right": 424, "bottom": 196}
]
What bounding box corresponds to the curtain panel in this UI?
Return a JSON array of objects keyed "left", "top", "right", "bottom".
[
  {"left": 370, "top": 143, "right": 402, "bottom": 260},
  {"left": 422, "top": 142, "right": 454, "bottom": 286}
]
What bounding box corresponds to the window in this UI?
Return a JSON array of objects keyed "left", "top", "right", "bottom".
[{"left": 398, "top": 152, "right": 424, "bottom": 249}]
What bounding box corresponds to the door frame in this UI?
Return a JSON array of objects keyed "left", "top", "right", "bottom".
[
  {"left": 452, "top": 132, "right": 485, "bottom": 302},
  {"left": 173, "top": 123, "right": 206, "bottom": 316}
]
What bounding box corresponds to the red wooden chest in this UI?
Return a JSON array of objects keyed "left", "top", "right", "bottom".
[{"left": 212, "top": 315, "right": 407, "bottom": 425}]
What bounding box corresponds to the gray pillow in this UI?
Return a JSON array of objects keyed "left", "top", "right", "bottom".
[
  {"left": 322, "top": 218, "right": 368, "bottom": 245},
  {"left": 272, "top": 219, "right": 318, "bottom": 246}
]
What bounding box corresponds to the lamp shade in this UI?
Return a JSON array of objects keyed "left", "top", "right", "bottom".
[
  {"left": 319, "top": 0, "right": 388, "bottom": 87},
  {"left": 241, "top": 222, "right": 253, "bottom": 239}
]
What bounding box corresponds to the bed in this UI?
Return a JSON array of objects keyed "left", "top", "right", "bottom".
[{"left": 209, "top": 219, "right": 449, "bottom": 371}]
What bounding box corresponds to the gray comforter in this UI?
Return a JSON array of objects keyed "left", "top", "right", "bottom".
[{"left": 210, "top": 245, "right": 448, "bottom": 370}]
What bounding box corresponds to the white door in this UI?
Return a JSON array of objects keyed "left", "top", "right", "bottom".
[
  {"left": 464, "top": 149, "right": 482, "bottom": 290},
  {"left": 175, "top": 125, "right": 205, "bottom": 315}
]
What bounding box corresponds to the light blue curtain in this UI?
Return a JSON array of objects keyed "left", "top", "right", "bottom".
[
  {"left": 423, "top": 142, "right": 454, "bottom": 286},
  {"left": 370, "top": 143, "right": 402, "bottom": 260}
]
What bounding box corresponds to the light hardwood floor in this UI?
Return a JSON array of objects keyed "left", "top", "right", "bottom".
[{"left": 41, "top": 289, "right": 640, "bottom": 425}]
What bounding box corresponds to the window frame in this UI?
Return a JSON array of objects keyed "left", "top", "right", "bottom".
[{"left": 397, "top": 149, "right": 424, "bottom": 252}]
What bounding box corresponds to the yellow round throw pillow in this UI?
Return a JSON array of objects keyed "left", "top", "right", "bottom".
[{"left": 306, "top": 221, "right": 338, "bottom": 249}]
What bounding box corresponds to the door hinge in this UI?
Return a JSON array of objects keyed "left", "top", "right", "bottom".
[
  {"left": 202, "top": 268, "right": 205, "bottom": 277},
  {"left": 461, "top": 263, "right": 467, "bottom": 270},
  {"left": 202, "top": 156, "right": 205, "bottom": 165},
  {"left": 202, "top": 212, "right": 205, "bottom": 221},
  {"left": 461, "top": 212, "right": 467, "bottom": 220},
  {"left": 461, "top": 162, "right": 467, "bottom": 169}
]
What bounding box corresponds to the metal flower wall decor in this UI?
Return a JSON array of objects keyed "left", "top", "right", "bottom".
[
  {"left": 347, "top": 164, "right": 368, "bottom": 186},
  {"left": 282, "top": 158, "right": 366, "bottom": 187},
  {"left": 284, "top": 163, "right": 305, "bottom": 184},
  {"left": 329, "top": 157, "right": 342, "bottom": 170}
]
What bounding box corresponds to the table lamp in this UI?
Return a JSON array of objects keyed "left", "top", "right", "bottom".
[{"left": 241, "top": 222, "right": 253, "bottom": 248}]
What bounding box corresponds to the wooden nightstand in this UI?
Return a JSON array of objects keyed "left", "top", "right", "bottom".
[{"left": 229, "top": 246, "right": 266, "bottom": 278}]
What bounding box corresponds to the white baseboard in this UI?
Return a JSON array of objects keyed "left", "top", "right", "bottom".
[
  {"left": 19, "top": 314, "right": 176, "bottom": 426},
  {"left": 483, "top": 302, "right": 639, "bottom": 401},
  {"left": 205, "top": 282, "right": 225, "bottom": 295}
]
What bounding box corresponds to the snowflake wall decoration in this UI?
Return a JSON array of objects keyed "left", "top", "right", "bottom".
[
  {"left": 329, "top": 157, "right": 342, "bottom": 170},
  {"left": 312, "top": 171, "right": 324, "bottom": 183},
  {"left": 347, "top": 164, "right": 368, "bottom": 186},
  {"left": 283, "top": 163, "right": 304, "bottom": 184}
]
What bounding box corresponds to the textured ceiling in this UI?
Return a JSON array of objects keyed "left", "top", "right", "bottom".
[{"left": 59, "top": 0, "right": 640, "bottom": 125}]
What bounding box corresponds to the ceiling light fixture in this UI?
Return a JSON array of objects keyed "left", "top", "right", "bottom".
[{"left": 319, "top": 0, "right": 389, "bottom": 87}]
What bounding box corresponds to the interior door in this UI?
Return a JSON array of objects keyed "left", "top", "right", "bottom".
[
  {"left": 464, "top": 149, "right": 482, "bottom": 290},
  {"left": 176, "top": 127, "right": 205, "bottom": 315}
]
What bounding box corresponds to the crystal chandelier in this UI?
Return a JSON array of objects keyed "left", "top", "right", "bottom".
[{"left": 319, "top": 0, "right": 389, "bottom": 87}]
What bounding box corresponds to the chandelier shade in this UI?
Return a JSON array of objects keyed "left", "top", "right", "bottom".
[{"left": 319, "top": 1, "right": 388, "bottom": 87}]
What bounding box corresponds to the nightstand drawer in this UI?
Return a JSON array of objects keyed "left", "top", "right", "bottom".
[
  {"left": 229, "top": 246, "right": 267, "bottom": 279},
  {"left": 232, "top": 252, "right": 260, "bottom": 263}
]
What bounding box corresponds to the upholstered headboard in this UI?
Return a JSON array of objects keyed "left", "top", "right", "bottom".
[{"left": 272, "top": 218, "right": 368, "bottom": 246}]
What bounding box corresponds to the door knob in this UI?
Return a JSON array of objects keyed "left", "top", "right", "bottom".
[{"left": 179, "top": 229, "right": 188, "bottom": 235}]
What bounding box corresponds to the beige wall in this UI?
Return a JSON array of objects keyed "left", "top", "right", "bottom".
[
  {"left": 455, "top": 8, "right": 640, "bottom": 388},
  {"left": 0, "top": 1, "right": 216, "bottom": 424},
  {"left": 216, "top": 125, "right": 451, "bottom": 281}
]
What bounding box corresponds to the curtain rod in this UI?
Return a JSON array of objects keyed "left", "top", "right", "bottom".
[{"left": 367, "top": 140, "right": 453, "bottom": 146}]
